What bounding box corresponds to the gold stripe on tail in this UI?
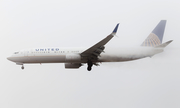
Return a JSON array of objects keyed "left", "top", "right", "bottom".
[{"left": 141, "top": 33, "right": 161, "bottom": 47}]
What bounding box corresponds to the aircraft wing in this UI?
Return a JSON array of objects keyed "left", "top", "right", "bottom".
[{"left": 81, "top": 24, "right": 119, "bottom": 59}]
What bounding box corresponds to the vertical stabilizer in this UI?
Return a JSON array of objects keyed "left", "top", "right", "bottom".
[{"left": 141, "top": 20, "right": 166, "bottom": 47}]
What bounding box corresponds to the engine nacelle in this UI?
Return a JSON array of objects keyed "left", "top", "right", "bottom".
[
  {"left": 65, "top": 54, "right": 81, "bottom": 62},
  {"left": 65, "top": 63, "right": 82, "bottom": 69}
]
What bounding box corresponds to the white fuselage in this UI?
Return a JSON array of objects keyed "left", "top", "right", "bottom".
[{"left": 7, "top": 47, "right": 163, "bottom": 64}]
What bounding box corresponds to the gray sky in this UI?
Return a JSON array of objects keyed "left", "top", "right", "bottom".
[{"left": 0, "top": 0, "right": 180, "bottom": 108}]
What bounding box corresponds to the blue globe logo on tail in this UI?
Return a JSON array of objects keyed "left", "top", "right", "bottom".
[{"left": 141, "top": 20, "right": 166, "bottom": 47}]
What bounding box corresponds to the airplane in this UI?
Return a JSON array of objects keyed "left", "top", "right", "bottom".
[{"left": 7, "top": 20, "right": 173, "bottom": 71}]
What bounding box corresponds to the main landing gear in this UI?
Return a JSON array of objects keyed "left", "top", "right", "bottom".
[{"left": 87, "top": 60, "right": 93, "bottom": 71}]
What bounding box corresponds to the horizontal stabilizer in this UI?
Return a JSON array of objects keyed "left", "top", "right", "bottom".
[{"left": 155, "top": 40, "right": 173, "bottom": 48}]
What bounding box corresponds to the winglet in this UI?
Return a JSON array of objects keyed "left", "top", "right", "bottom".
[{"left": 112, "top": 23, "right": 119, "bottom": 33}]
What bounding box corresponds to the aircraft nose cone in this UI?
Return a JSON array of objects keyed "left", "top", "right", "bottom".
[{"left": 7, "top": 56, "right": 13, "bottom": 61}]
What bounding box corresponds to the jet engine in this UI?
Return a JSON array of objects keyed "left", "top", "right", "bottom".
[{"left": 65, "top": 63, "right": 82, "bottom": 69}]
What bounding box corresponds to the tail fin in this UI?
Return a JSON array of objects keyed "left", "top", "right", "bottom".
[{"left": 141, "top": 20, "right": 166, "bottom": 47}]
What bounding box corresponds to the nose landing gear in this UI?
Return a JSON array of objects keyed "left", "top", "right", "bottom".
[
  {"left": 16, "top": 63, "right": 24, "bottom": 70},
  {"left": 21, "top": 65, "right": 24, "bottom": 70}
]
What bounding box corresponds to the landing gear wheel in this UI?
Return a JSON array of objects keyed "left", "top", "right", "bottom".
[
  {"left": 87, "top": 67, "right": 92, "bottom": 71},
  {"left": 87, "top": 60, "right": 93, "bottom": 71},
  {"left": 21, "top": 65, "right": 24, "bottom": 70}
]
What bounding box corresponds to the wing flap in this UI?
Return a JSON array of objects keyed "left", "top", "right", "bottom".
[
  {"left": 81, "top": 23, "right": 119, "bottom": 57},
  {"left": 81, "top": 34, "right": 113, "bottom": 56}
]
